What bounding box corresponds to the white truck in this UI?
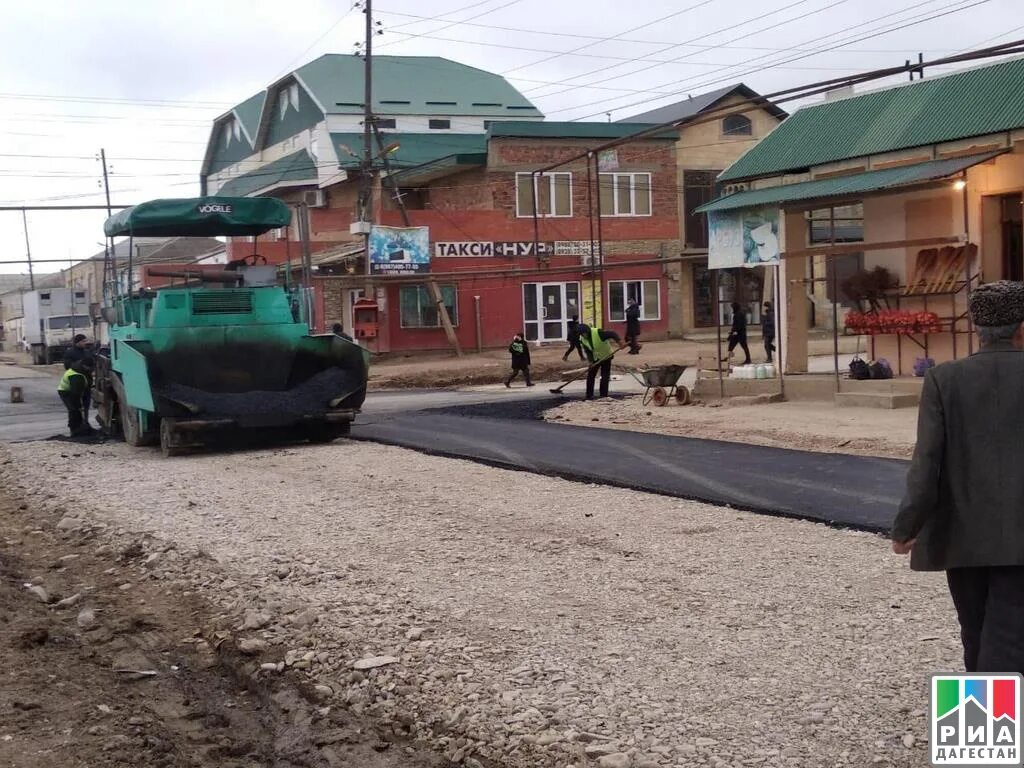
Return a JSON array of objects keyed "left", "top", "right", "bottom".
[{"left": 21, "top": 288, "right": 90, "bottom": 365}]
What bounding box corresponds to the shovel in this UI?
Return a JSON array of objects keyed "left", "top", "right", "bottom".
[{"left": 549, "top": 349, "right": 622, "bottom": 394}]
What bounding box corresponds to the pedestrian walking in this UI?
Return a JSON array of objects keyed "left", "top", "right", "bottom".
[
  {"left": 562, "top": 317, "right": 585, "bottom": 361},
  {"left": 57, "top": 358, "right": 95, "bottom": 437},
  {"left": 761, "top": 301, "right": 776, "bottom": 363},
  {"left": 505, "top": 332, "right": 534, "bottom": 388},
  {"left": 892, "top": 280, "right": 1024, "bottom": 673},
  {"left": 578, "top": 323, "right": 626, "bottom": 400},
  {"left": 723, "top": 302, "right": 752, "bottom": 365},
  {"left": 625, "top": 299, "right": 642, "bottom": 355}
]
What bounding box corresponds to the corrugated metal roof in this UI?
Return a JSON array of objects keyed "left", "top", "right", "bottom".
[
  {"left": 487, "top": 121, "right": 674, "bottom": 139},
  {"left": 697, "top": 150, "right": 1004, "bottom": 213},
  {"left": 720, "top": 57, "right": 1024, "bottom": 182},
  {"left": 233, "top": 91, "right": 266, "bottom": 146},
  {"left": 331, "top": 132, "right": 487, "bottom": 169},
  {"left": 296, "top": 55, "right": 542, "bottom": 118},
  {"left": 217, "top": 150, "right": 317, "bottom": 197},
  {"left": 618, "top": 83, "right": 787, "bottom": 125},
  {"left": 390, "top": 152, "right": 487, "bottom": 185}
]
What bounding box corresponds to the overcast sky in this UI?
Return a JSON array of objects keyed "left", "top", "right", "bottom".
[{"left": 0, "top": 0, "right": 1020, "bottom": 275}]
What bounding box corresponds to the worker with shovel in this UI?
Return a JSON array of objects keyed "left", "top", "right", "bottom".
[{"left": 579, "top": 323, "right": 626, "bottom": 400}]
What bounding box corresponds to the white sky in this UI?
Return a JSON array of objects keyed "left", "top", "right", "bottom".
[{"left": 0, "top": 0, "right": 1020, "bottom": 274}]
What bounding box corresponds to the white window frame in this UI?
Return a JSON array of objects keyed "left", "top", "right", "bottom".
[
  {"left": 224, "top": 118, "right": 235, "bottom": 148},
  {"left": 279, "top": 93, "right": 288, "bottom": 120},
  {"left": 515, "top": 172, "right": 573, "bottom": 218},
  {"left": 399, "top": 284, "right": 459, "bottom": 329},
  {"left": 599, "top": 172, "right": 652, "bottom": 217},
  {"left": 288, "top": 82, "right": 299, "bottom": 110},
  {"left": 608, "top": 279, "right": 661, "bottom": 321}
]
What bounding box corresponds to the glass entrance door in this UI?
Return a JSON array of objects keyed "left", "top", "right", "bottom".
[{"left": 523, "top": 282, "right": 580, "bottom": 341}]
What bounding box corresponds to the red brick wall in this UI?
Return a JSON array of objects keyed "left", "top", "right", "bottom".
[{"left": 237, "top": 135, "right": 682, "bottom": 351}]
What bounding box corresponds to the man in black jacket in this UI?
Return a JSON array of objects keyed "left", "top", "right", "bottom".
[
  {"left": 505, "top": 332, "right": 533, "bottom": 388},
  {"left": 562, "top": 317, "right": 585, "bottom": 361},
  {"left": 892, "top": 280, "right": 1024, "bottom": 673},
  {"left": 761, "top": 301, "right": 776, "bottom": 363},
  {"left": 624, "top": 299, "right": 642, "bottom": 355},
  {"left": 724, "top": 302, "right": 752, "bottom": 365}
]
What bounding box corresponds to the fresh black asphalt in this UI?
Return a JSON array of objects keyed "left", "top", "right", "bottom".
[{"left": 352, "top": 397, "right": 909, "bottom": 533}]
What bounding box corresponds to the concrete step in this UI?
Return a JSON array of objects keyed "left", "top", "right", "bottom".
[{"left": 834, "top": 391, "right": 920, "bottom": 409}]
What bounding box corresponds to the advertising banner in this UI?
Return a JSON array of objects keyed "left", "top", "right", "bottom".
[
  {"left": 708, "top": 207, "right": 782, "bottom": 269},
  {"left": 369, "top": 226, "right": 430, "bottom": 275}
]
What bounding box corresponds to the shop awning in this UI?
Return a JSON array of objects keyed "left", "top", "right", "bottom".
[
  {"left": 104, "top": 196, "right": 291, "bottom": 237},
  {"left": 695, "top": 150, "right": 1006, "bottom": 214}
]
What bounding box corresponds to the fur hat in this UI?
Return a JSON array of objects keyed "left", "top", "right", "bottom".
[{"left": 969, "top": 281, "right": 1024, "bottom": 327}]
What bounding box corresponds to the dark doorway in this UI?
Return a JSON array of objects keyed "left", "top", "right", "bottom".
[
  {"left": 692, "top": 264, "right": 717, "bottom": 327},
  {"left": 1001, "top": 193, "right": 1023, "bottom": 282}
]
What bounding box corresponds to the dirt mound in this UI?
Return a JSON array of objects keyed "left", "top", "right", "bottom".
[{"left": 0, "top": 484, "right": 443, "bottom": 768}]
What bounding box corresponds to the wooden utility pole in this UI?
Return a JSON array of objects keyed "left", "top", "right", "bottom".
[
  {"left": 361, "top": 0, "right": 374, "bottom": 278},
  {"left": 21, "top": 209, "right": 34, "bottom": 290},
  {"left": 100, "top": 148, "right": 113, "bottom": 302}
]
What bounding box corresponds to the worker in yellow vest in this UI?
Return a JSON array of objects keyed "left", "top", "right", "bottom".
[
  {"left": 57, "top": 358, "right": 95, "bottom": 437},
  {"left": 578, "top": 323, "right": 626, "bottom": 400}
]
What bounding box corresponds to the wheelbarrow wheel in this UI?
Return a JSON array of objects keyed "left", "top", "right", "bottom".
[
  {"left": 675, "top": 385, "right": 691, "bottom": 406},
  {"left": 651, "top": 387, "right": 669, "bottom": 407}
]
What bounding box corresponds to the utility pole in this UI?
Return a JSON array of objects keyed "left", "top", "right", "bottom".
[
  {"left": 99, "top": 149, "right": 112, "bottom": 217},
  {"left": 99, "top": 149, "right": 113, "bottom": 301},
  {"left": 361, "top": 0, "right": 374, "bottom": 278},
  {"left": 21, "top": 209, "right": 34, "bottom": 290}
]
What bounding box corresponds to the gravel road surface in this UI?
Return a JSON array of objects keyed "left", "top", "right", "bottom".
[
  {"left": 3, "top": 439, "right": 957, "bottom": 768},
  {"left": 546, "top": 398, "right": 919, "bottom": 460}
]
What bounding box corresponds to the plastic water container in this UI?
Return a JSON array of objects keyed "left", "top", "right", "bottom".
[
  {"left": 756, "top": 364, "right": 767, "bottom": 379},
  {"left": 764, "top": 363, "right": 776, "bottom": 378}
]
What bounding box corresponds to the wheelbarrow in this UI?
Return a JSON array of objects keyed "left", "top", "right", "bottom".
[{"left": 626, "top": 364, "right": 691, "bottom": 406}]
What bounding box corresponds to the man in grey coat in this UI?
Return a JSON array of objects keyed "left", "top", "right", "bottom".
[{"left": 892, "top": 280, "right": 1024, "bottom": 674}]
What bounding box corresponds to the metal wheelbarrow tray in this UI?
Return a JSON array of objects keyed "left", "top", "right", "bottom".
[{"left": 626, "top": 364, "right": 691, "bottom": 407}]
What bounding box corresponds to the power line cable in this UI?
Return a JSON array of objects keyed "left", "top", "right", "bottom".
[
  {"left": 498, "top": 0, "right": 720, "bottom": 76},
  {"left": 559, "top": 0, "right": 992, "bottom": 119},
  {"left": 518, "top": 0, "right": 827, "bottom": 96},
  {"left": 376, "top": 0, "right": 525, "bottom": 52}
]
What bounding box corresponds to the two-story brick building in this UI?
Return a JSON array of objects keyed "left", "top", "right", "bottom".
[
  {"left": 620, "top": 84, "right": 786, "bottom": 334},
  {"left": 200, "top": 55, "right": 684, "bottom": 353},
  {"left": 347, "top": 121, "right": 681, "bottom": 353}
]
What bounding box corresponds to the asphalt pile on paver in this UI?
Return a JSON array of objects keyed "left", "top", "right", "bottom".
[
  {"left": 160, "top": 368, "right": 359, "bottom": 418},
  {"left": 2, "top": 440, "right": 957, "bottom": 768}
]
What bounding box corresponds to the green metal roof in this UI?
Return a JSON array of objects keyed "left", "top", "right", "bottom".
[
  {"left": 488, "top": 121, "right": 674, "bottom": 139},
  {"left": 331, "top": 132, "right": 487, "bottom": 169},
  {"left": 233, "top": 91, "right": 266, "bottom": 145},
  {"left": 697, "top": 151, "right": 1004, "bottom": 213},
  {"left": 296, "top": 54, "right": 542, "bottom": 117},
  {"left": 217, "top": 150, "right": 317, "bottom": 197},
  {"left": 720, "top": 57, "right": 1024, "bottom": 182},
  {"left": 390, "top": 153, "right": 488, "bottom": 185},
  {"left": 104, "top": 197, "right": 291, "bottom": 238}
]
